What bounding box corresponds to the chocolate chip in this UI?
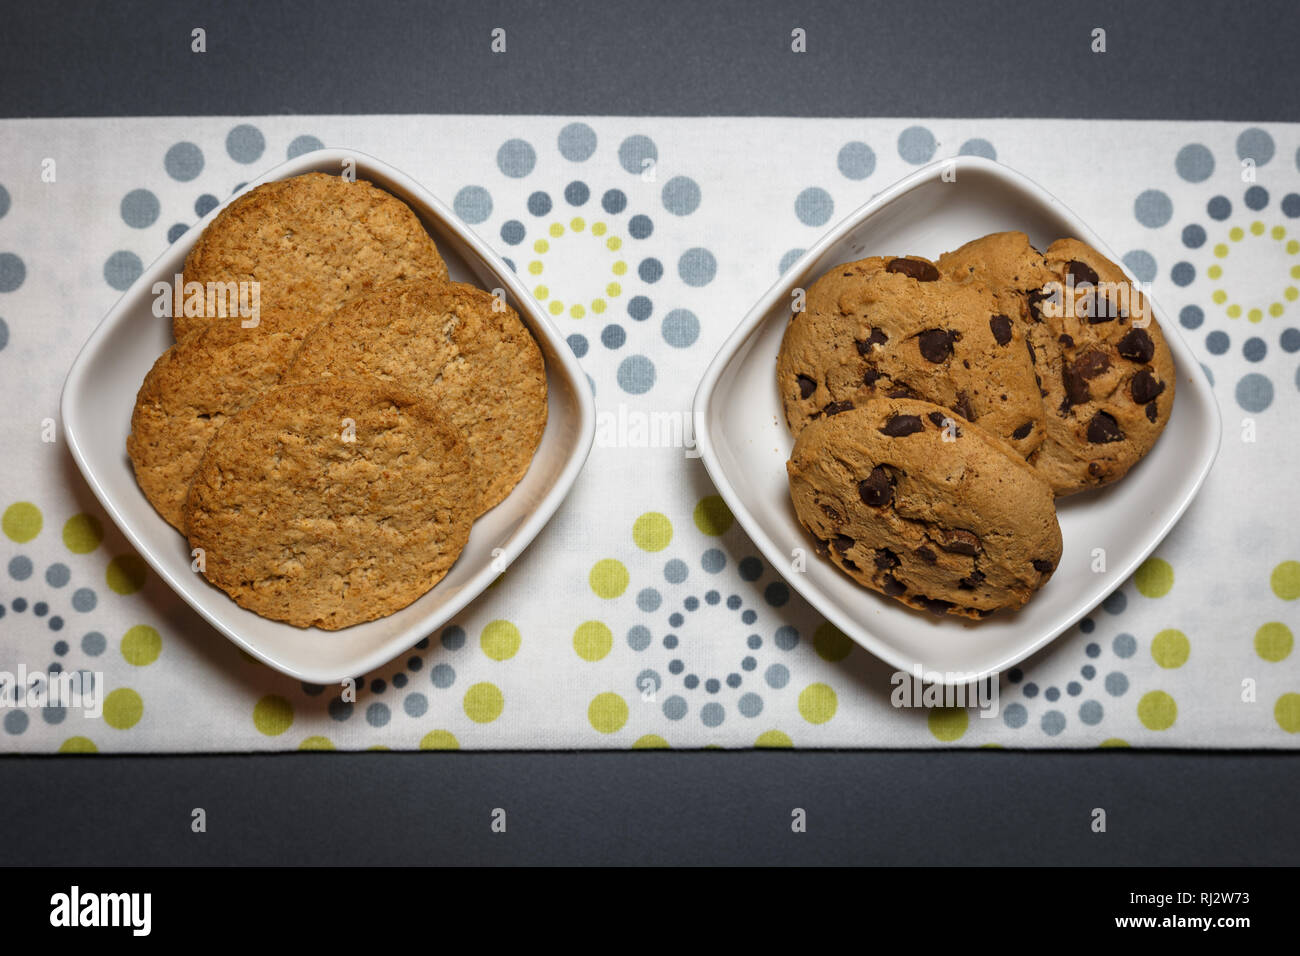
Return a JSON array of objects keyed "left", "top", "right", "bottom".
[
  {"left": 833, "top": 534, "right": 854, "bottom": 554},
  {"left": 953, "top": 391, "right": 974, "bottom": 421},
  {"left": 989, "top": 314, "right": 1013, "bottom": 345},
  {"left": 1130, "top": 368, "right": 1165, "bottom": 404},
  {"left": 1117, "top": 327, "right": 1155, "bottom": 363},
  {"left": 1066, "top": 259, "right": 1099, "bottom": 287},
  {"left": 823, "top": 400, "right": 855, "bottom": 417},
  {"left": 1075, "top": 350, "right": 1111, "bottom": 379},
  {"left": 1031, "top": 558, "right": 1054, "bottom": 572},
  {"left": 858, "top": 466, "right": 893, "bottom": 507},
  {"left": 882, "top": 574, "right": 906, "bottom": 596},
  {"left": 1011, "top": 422, "right": 1034, "bottom": 440},
  {"left": 938, "top": 529, "right": 981, "bottom": 555},
  {"left": 1086, "top": 411, "right": 1124, "bottom": 444},
  {"left": 797, "top": 374, "right": 816, "bottom": 399},
  {"left": 958, "top": 570, "right": 986, "bottom": 590},
  {"left": 879, "top": 414, "right": 924, "bottom": 437},
  {"left": 862, "top": 365, "right": 881, "bottom": 386},
  {"left": 1027, "top": 288, "right": 1054, "bottom": 321},
  {"left": 1025, "top": 339, "right": 1037, "bottom": 365},
  {"left": 885, "top": 386, "right": 916, "bottom": 399},
  {"left": 820, "top": 503, "right": 842, "bottom": 522},
  {"left": 1145, "top": 401, "right": 1159, "bottom": 423},
  {"left": 874, "top": 548, "right": 899, "bottom": 570},
  {"left": 855, "top": 328, "right": 888, "bottom": 354},
  {"left": 1084, "top": 293, "right": 1116, "bottom": 324},
  {"left": 927, "top": 411, "right": 949, "bottom": 429},
  {"left": 1063, "top": 363, "right": 1091, "bottom": 407},
  {"left": 920, "top": 596, "right": 954, "bottom": 616},
  {"left": 915, "top": 546, "right": 937, "bottom": 564},
  {"left": 917, "top": 328, "right": 958, "bottom": 363},
  {"left": 841, "top": 557, "right": 860, "bottom": 572},
  {"left": 1088, "top": 462, "right": 1104, "bottom": 477},
  {"left": 885, "top": 257, "right": 939, "bottom": 282},
  {"left": 1058, "top": 333, "right": 1074, "bottom": 348},
  {"left": 813, "top": 538, "right": 830, "bottom": 558}
]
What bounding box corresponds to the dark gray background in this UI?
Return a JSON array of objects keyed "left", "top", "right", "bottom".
[{"left": 3, "top": 0, "right": 1298, "bottom": 866}]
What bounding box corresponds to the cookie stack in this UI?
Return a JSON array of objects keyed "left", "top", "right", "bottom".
[
  {"left": 127, "top": 172, "right": 548, "bottom": 630},
  {"left": 779, "top": 232, "right": 1175, "bottom": 618}
]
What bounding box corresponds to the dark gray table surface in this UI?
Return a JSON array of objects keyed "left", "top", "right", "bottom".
[{"left": 3, "top": 0, "right": 1298, "bottom": 867}]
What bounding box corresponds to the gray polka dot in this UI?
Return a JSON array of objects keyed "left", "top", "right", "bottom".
[
  {"left": 0, "top": 252, "right": 26, "bottom": 292},
  {"left": 765, "top": 663, "right": 790, "bottom": 689},
  {"left": 103, "top": 251, "right": 142, "bottom": 291},
  {"left": 1235, "top": 372, "right": 1273, "bottom": 412},
  {"left": 120, "top": 189, "right": 160, "bottom": 229},
  {"left": 164, "top": 141, "right": 204, "bottom": 181},
  {"left": 637, "top": 669, "right": 662, "bottom": 697},
  {"left": 1079, "top": 700, "right": 1103, "bottom": 725},
  {"left": 1121, "top": 250, "right": 1156, "bottom": 283},
  {"left": 225, "top": 124, "right": 265, "bottom": 164},
  {"left": 4, "top": 710, "right": 28, "bottom": 735},
  {"left": 1112, "top": 632, "right": 1136, "bottom": 658},
  {"left": 958, "top": 138, "right": 996, "bottom": 160},
  {"left": 701, "top": 548, "right": 725, "bottom": 573},
  {"left": 898, "top": 126, "right": 936, "bottom": 164},
  {"left": 42, "top": 705, "right": 66, "bottom": 725},
  {"left": 286, "top": 134, "right": 323, "bottom": 159},
  {"left": 1040, "top": 710, "right": 1066, "bottom": 735},
  {"left": 1102, "top": 590, "right": 1127, "bottom": 615},
  {"left": 45, "top": 563, "right": 70, "bottom": 588},
  {"left": 453, "top": 185, "right": 492, "bottom": 224},
  {"left": 662, "top": 176, "right": 701, "bottom": 216},
  {"left": 1002, "top": 702, "right": 1028, "bottom": 728},
  {"left": 403, "top": 692, "right": 428, "bottom": 717},
  {"left": 738, "top": 693, "right": 763, "bottom": 718},
  {"left": 837, "top": 141, "right": 875, "bottom": 179},
  {"left": 72, "top": 588, "right": 96, "bottom": 612},
  {"left": 774, "top": 625, "right": 798, "bottom": 650},
  {"left": 794, "top": 187, "right": 833, "bottom": 227},
  {"left": 430, "top": 663, "right": 456, "bottom": 688},
  {"left": 618, "top": 134, "right": 658, "bottom": 175},
  {"left": 497, "top": 138, "right": 536, "bottom": 178},
  {"left": 194, "top": 193, "right": 219, "bottom": 218},
  {"left": 665, "top": 558, "right": 688, "bottom": 584},
  {"left": 627, "top": 625, "right": 652, "bottom": 651},
  {"left": 662, "top": 309, "right": 699, "bottom": 348},
  {"left": 329, "top": 697, "right": 353, "bottom": 721},
  {"left": 365, "top": 702, "right": 391, "bottom": 728},
  {"left": 81, "top": 631, "right": 106, "bottom": 656},
  {"left": 0, "top": 183, "right": 9, "bottom": 218},
  {"left": 678, "top": 248, "right": 716, "bottom": 287},
  {"left": 636, "top": 587, "right": 662, "bottom": 612},
  {"left": 558, "top": 122, "right": 597, "bottom": 162},
  {"left": 662, "top": 694, "right": 687, "bottom": 720},
  {"left": 8, "top": 555, "right": 32, "bottom": 580},
  {"left": 700, "top": 702, "right": 725, "bottom": 728},
  {"left": 1236, "top": 127, "right": 1275, "bottom": 166},
  {"left": 0, "top": 317, "right": 8, "bottom": 350},
  {"left": 617, "top": 354, "right": 656, "bottom": 394},
  {"left": 1134, "top": 189, "right": 1173, "bottom": 228},
  {"left": 779, "top": 248, "right": 805, "bottom": 274},
  {"left": 1105, "top": 672, "right": 1129, "bottom": 696},
  {"left": 1175, "top": 143, "right": 1214, "bottom": 182}
]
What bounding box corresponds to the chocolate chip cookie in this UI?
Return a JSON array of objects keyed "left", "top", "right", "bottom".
[
  {"left": 787, "top": 397, "right": 1062, "bottom": 618},
  {"left": 177, "top": 172, "right": 448, "bottom": 340},
  {"left": 777, "top": 255, "right": 1046, "bottom": 458}
]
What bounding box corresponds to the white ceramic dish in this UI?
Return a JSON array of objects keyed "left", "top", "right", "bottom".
[
  {"left": 62, "top": 148, "right": 596, "bottom": 683},
  {"left": 693, "top": 156, "right": 1220, "bottom": 685}
]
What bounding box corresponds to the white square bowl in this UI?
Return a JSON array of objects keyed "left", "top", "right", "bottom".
[
  {"left": 62, "top": 148, "right": 595, "bottom": 683},
  {"left": 693, "top": 156, "right": 1220, "bottom": 685}
]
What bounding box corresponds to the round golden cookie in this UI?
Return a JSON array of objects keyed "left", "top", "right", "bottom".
[
  {"left": 127, "top": 309, "right": 322, "bottom": 531},
  {"left": 777, "top": 255, "right": 1046, "bottom": 458},
  {"left": 787, "top": 397, "right": 1062, "bottom": 618},
  {"left": 184, "top": 380, "right": 476, "bottom": 630},
  {"left": 281, "top": 280, "right": 547, "bottom": 515},
  {"left": 177, "top": 172, "right": 448, "bottom": 340}
]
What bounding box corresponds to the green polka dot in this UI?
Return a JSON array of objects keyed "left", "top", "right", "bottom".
[
  {"left": 928, "top": 707, "right": 969, "bottom": 741},
  {"left": 632, "top": 734, "right": 670, "bottom": 749},
  {"left": 1150, "top": 628, "right": 1189, "bottom": 668},
  {"left": 299, "top": 736, "right": 335, "bottom": 750},
  {"left": 1099, "top": 738, "right": 1130, "bottom": 748},
  {"left": 2, "top": 502, "right": 42, "bottom": 542},
  {"left": 480, "top": 619, "right": 521, "bottom": 660},
  {"left": 420, "top": 730, "right": 460, "bottom": 750},
  {"left": 1254, "top": 622, "right": 1294, "bottom": 662},
  {"left": 1134, "top": 557, "right": 1173, "bottom": 597},
  {"left": 693, "top": 495, "right": 734, "bottom": 536},
  {"left": 464, "top": 682, "right": 504, "bottom": 723},
  {"left": 253, "top": 695, "right": 293, "bottom": 736},
  {"left": 120, "top": 625, "right": 162, "bottom": 666},
  {"left": 813, "top": 621, "right": 853, "bottom": 662},
  {"left": 589, "top": 558, "right": 629, "bottom": 598},
  {"left": 632, "top": 511, "right": 673, "bottom": 552},
  {"left": 106, "top": 553, "right": 148, "bottom": 595},
  {"left": 58, "top": 736, "right": 98, "bottom": 753},
  {"left": 1137, "top": 690, "right": 1177, "bottom": 731},
  {"left": 588, "top": 692, "right": 628, "bottom": 733},
  {"left": 756, "top": 729, "right": 793, "bottom": 748},
  {"left": 103, "top": 688, "right": 143, "bottom": 730},
  {"left": 62, "top": 513, "right": 103, "bottom": 553},
  {"left": 980, "top": 743, "right": 1004, "bottom": 749},
  {"left": 1275, "top": 693, "right": 1300, "bottom": 733},
  {"left": 798, "top": 683, "right": 838, "bottom": 724},
  {"left": 367, "top": 745, "right": 390, "bottom": 751},
  {"left": 573, "top": 620, "right": 613, "bottom": 661},
  {"left": 1271, "top": 561, "right": 1300, "bottom": 600}
]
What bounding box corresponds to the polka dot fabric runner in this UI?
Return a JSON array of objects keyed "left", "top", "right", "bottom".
[{"left": 0, "top": 116, "right": 1297, "bottom": 751}]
